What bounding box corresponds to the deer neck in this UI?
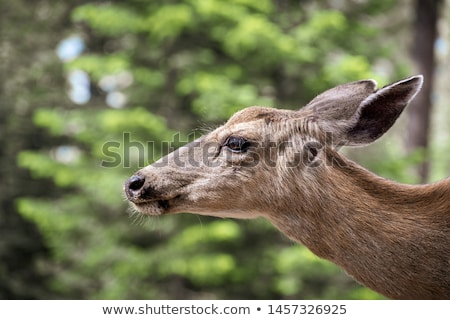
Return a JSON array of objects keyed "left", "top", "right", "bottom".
[{"left": 266, "top": 150, "right": 450, "bottom": 299}]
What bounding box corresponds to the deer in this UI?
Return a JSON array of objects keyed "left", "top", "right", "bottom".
[{"left": 124, "top": 75, "right": 450, "bottom": 299}]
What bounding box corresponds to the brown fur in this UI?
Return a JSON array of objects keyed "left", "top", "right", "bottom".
[{"left": 125, "top": 76, "right": 450, "bottom": 299}]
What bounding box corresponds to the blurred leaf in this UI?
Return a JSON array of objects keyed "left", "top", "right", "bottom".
[
  {"left": 67, "top": 54, "right": 131, "bottom": 81},
  {"left": 72, "top": 4, "right": 146, "bottom": 36}
]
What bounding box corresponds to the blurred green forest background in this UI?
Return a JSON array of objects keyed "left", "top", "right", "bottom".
[{"left": 1, "top": 0, "right": 449, "bottom": 299}]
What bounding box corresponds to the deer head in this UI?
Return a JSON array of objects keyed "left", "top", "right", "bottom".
[{"left": 125, "top": 76, "right": 422, "bottom": 219}]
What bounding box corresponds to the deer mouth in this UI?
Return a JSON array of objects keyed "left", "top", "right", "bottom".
[
  {"left": 130, "top": 195, "right": 183, "bottom": 216},
  {"left": 124, "top": 174, "right": 186, "bottom": 215}
]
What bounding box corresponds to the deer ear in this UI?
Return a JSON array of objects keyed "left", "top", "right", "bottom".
[
  {"left": 304, "top": 79, "right": 378, "bottom": 118},
  {"left": 302, "top": 75, "right": 423, "bottom": 146},
  {"left": 300, "top": 79, "right": 378, "bottom": 141},
  {"left": 343, "top": 75, "right": 423, "bottom": 145}
]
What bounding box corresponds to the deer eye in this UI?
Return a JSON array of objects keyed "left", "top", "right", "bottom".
[{"left": 224, "top": 136, "right": 250, "bottom": 153}]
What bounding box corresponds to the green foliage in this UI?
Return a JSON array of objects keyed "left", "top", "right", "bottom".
[
  {"left": 366, "top": 148, "right": 425, "bottom": 184},
  {"left": 72, "top": 4, "right": 146, "bottom": 36},
  {"left": 17, "top": 0, "right": 407, "bottom": 299},
  {"left": 179, "top": 72, "right": 272, "bottom": 120},
  {"left": 67, "top": 54, "right": 131, "bottom": 81}
]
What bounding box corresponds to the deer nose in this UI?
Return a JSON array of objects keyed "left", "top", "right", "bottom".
[{"left": 125, "top": 174, "right": 146, "bottom": 199}]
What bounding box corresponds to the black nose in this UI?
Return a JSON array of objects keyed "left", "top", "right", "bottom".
[{"left": 125, "top": 174, "right": 145, "bottom": 199}]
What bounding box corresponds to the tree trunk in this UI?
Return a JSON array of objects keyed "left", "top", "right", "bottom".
[{"left": 407, "top": 0, "right": 442, "bottom": 183}]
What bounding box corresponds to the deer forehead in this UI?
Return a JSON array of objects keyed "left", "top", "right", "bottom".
[
  {"left": 226, "top": 106, "right": 296, "bottom": 126},
  {"left": 213, "top": 106, "right": 317, "bottom": 143}
]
